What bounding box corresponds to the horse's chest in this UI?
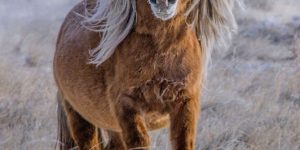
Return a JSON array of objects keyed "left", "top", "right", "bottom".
[
  {"left": 120, "top": 50, "right": 191, "bottom": 112},
  {"left": 114, "top": 35, "right": 201, "bottom": 114},
  {"left": 129, "top": 49, "right": 189, "bottom": 81},
  {"left": 116, "top": 32, "right": 196, "bottom": 82}
]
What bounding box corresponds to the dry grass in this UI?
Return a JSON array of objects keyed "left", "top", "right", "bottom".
[{"left": 1, "top": 0, "right": 300, "bottom": 149}]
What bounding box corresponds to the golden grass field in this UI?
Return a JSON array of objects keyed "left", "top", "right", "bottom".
[{"left": 1, "top": 0, "right": 300, "bottom": 149}]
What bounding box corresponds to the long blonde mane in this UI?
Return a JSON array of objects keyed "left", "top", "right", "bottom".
[{"left": 81, "top": 0, "right": 239, "bottom": 69}]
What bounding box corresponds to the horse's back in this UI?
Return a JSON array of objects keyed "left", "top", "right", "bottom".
[{"left": 53, "top": 2, "right": 121, "bottom": 131}]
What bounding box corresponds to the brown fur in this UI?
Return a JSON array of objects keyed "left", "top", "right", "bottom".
[{"left": 54, "top": 0, "right": 204, "bottom": 149}]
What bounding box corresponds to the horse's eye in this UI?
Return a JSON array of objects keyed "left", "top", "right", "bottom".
[{"left": 150, "top": 0, "right": 156, "bottom": 4}]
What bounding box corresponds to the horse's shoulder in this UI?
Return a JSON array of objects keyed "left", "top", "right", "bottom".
[
  {"left": 58, "top": 3, "right": 85, "bottom": 40},
  {"left": 56, "top": 2, "right": 99, "bottom": 53}
]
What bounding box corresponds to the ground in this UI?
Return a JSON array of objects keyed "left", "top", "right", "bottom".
[{"left": 1, "top": 0, "right": 300, "bottom": 149}]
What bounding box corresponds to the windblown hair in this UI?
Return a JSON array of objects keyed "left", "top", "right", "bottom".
[
  {"left": 81, "top": 0, "right": 136, "bottom": 65},
  {"left": 81, "top": 0, "right": 239, "bottom": 69},
  {"left": 185, "top": 0, "right": 239, "bottom": 70}
]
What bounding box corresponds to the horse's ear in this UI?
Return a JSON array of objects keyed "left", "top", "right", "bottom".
[{"left": 186, "top": 0, "right": 238, "bottom": 50}]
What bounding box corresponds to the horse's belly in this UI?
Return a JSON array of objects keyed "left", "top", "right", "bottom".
[
  {"left": 54, "top": 60, "right": 122, "bottom": 131},
  {"left": 64, "top": 92, "right": 122, "bottom": 131},
  {"left": 65, "top": 92, "right": 169, "bottom": 131}
]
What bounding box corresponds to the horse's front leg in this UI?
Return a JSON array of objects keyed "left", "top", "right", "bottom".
[
  {"left": 170, "top": 93, "right": 200, "bottom": 150},
  {"left": 62, "top": 100, "right": 101, "bottom": 150},
  {"left": 115, "top": 94, "right": 150, "bottom": 150}
]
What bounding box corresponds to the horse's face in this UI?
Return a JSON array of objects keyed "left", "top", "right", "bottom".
[{"left": 148, "top": 0, "right": 183, "bottom": 21}]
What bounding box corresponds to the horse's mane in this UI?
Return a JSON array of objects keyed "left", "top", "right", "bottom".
[
  {"left": 185, "top": 0, "right": 239, "bottom": 72},
  {"left": 81, "top": 0, "right": 136, "bottom": 65},
  {"left": 81, "top": 0, "right": 239, "bottom": 70}
]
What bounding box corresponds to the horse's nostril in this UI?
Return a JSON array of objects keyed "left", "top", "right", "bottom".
[
  {"left": 150, "top": 0, "right": 156, "bottom": 4},
  {"left": 168, "top": 0, "right": 176, "bottom": 4}
]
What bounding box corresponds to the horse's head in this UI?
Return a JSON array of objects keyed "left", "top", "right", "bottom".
[{"left": 148, "top": 0, "right": 186, "bottom": 21}]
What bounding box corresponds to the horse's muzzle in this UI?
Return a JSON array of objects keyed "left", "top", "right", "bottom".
[
  {"left": 150, "top": 0, "right": 177, "bottom": 7},
  {"left": 148, "top": 0, "right": 178, "bottom": 21}
]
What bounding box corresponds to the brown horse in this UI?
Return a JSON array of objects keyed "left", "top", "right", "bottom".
[{"left": 53, "top": 0, "right": 237, "bottom": 149}]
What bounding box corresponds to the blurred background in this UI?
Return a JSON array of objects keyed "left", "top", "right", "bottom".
[{"left": 1, "top": 0, "right": 300, "bottom": 149}]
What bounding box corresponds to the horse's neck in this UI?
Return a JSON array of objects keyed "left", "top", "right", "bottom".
[{"left": 135, "top": 0, "right": 186, "bottom": 40}]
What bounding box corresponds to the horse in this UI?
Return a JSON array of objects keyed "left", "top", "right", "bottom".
[{"left": 53, "top": 0, "right": 237, "bottom": 149}]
